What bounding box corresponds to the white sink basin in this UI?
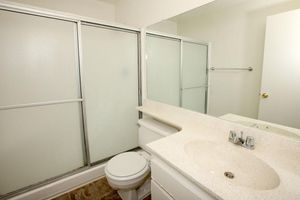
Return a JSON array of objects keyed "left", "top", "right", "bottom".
[{"left": 184, "top": 140, "right": 280, "bottom": 190}]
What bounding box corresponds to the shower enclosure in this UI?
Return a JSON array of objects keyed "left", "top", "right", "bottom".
[
  {"left": 0, "top": 4, "right": 140, "bottom": 198},
  {"left": 146, "top": 32, "right": 209, "bottom": 113}
]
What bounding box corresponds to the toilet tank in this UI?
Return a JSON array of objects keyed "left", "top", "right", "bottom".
[{"left": 138, "top": 117, "right": 178, "bottom": 152}]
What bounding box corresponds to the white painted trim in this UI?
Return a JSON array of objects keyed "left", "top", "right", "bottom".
[{"left": 10, "top": 163, "right": 106, "bottom": 200}]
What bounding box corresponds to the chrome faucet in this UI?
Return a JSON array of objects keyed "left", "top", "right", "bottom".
[{"left": 228, "top": 130, "right": 255, "bottom": 150}]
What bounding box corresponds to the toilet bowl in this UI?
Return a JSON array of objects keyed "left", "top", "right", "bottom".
[
  {"left": 105, "top": 152, "right": 150, "bottom": 200},
  {"left": 105, "top": 118, "right": 178, "bottom": 200}
]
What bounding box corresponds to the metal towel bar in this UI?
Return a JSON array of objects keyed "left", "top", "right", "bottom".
[{"left": 210, "top": 67, "right": 253, "bottom": 71}]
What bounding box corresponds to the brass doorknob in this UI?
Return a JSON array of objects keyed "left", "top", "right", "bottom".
[{"left": 261, "top": 93, "right": 269, "bottom": 98}]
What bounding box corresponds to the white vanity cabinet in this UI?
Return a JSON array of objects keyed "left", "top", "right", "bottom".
[
  {"left": 151, "top": 180, "right": 174, "bottom": 200},
  {"left": 150, "top": 156, "right": 217, "bottom": 200}
]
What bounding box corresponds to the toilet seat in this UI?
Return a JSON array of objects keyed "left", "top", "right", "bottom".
[
  {"left": 105, "top": 152, "right": 150, "bottom": 190},
  {"left": 105, "top": 152, "right": 150, "bottom": 182}
]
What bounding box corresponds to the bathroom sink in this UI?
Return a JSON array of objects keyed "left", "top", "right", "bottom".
[{"left": 184, "top": 140, "right": 280, "bottom": 190}]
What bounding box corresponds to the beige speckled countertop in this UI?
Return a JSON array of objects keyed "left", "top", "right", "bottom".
[
  {"left": 220, "top": 113, "right": 300, "bottom": 140},
  {"left": 138, "top": 100, "right": 300, "bottom": 200}
]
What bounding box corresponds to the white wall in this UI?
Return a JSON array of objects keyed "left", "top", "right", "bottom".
[
  {"left": 147, "top": 20, "right": 178, "bottom": 35},
  {"left": 115, "top": 0, "right": 215, "bottom": 28},
  {"left": 6, "top": 0, "right": 116, "bottom": 21},
  {"left": 177, "top": 0, "right": 300, "bottom": 118}
]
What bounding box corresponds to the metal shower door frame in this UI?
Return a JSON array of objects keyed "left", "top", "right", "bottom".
[
  {"left": 144, "top": 30, "right": 210, "bottom": 114},
  {"left": 0, "top": 2, "right": 142, "bottom": 199}
]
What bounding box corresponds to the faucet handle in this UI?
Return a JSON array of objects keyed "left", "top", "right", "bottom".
[
  {"left": 245, "top": 136, "right": 255, "bottom": 149},
  {"left": 229, "top": 130, "right": 237, "bottom": 142}
]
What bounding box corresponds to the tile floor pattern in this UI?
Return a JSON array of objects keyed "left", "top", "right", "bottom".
[{"left": 52, "top": 177, "right": 151, "bottom": 200}]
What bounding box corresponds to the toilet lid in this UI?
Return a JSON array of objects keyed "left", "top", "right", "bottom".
[{"left": 106, "top": 152, "right": 148, "bottom": 177}]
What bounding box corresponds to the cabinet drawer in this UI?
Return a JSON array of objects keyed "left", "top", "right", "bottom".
[{"left": 151, "top": 156, "right": 217, "bottom": 200}]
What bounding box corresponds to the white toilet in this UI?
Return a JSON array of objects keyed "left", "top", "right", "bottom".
[{"left": 105, "top": 117, "right": 178, "bottom": 200}]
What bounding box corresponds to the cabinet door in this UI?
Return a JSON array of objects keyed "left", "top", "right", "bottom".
[
  {"left": 81, "top": 24, "right": 139, "bottom": 163},
  {"left": 151, "top": 180, "right": 174, "bottom": 200},
  {"left": 151, "top": 157, "right": 217, "bottom": 200}
]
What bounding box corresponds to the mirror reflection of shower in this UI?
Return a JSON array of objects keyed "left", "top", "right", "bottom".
[
  {"left": 146, "top": 33, "right": 209, "bottom": 113},
  {"left": 145, "top": 0, "right": 300, "bottom": 132}
]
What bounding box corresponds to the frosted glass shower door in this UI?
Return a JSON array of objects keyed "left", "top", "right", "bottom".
[
  {"left": 146, "top": 35, "right": 181, "bottom": 106},
  {"left": 0, "top": 10, "right": 84, "bottom": 195},
  {"left": 182, "top": 42, "right": 208, "bottom": 113},
  {"left": 81, "top": 24, "right": 139, "bottom": 163}
]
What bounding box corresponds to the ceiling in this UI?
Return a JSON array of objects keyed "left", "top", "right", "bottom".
[{"left": 169, "top": 0, "right": 294, "bottom": 22}]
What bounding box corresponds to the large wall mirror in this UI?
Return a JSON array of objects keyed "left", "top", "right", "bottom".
[{"left": 145, "top": 0, "right": 300, "bottom": 138}]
